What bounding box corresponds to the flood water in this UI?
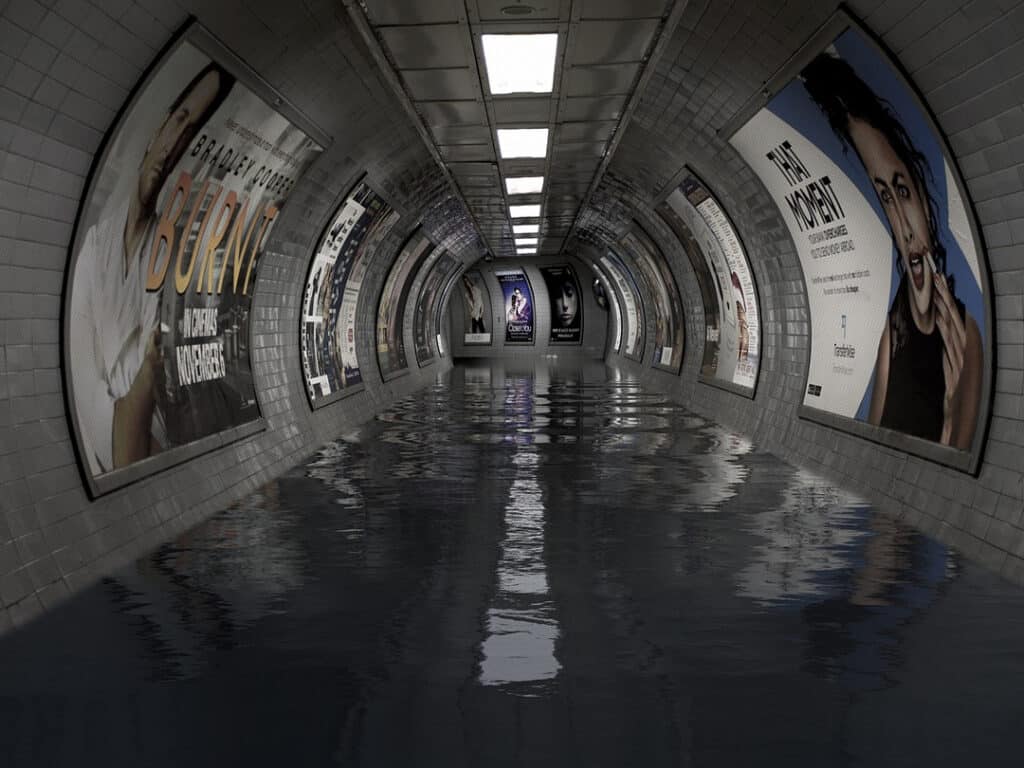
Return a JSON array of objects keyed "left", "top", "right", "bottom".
[{"left": 2, "top": 361, "right": 1023, "bottom": 766}]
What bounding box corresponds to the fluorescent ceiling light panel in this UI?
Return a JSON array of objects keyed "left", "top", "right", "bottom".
[
  {"left": 515, "top": 237, "right": 538, "bottom": 246},
  {"left": 509, "top": 204, "right": 541, "bottom": 218},
  {"left": 497, "top": 128, "right": 548, "bottom": 159},
  {"left": 513, "top": 223, "right": 539, "bottom": 234},
  {"left": 506, "top": 176, "right": 545, "bottom": 195},
  {"left": 481, "top": 34, "right": 558, "bottom": 94},
  {"left": 517, "top": 247, "right": 538, "bottom": 255}
]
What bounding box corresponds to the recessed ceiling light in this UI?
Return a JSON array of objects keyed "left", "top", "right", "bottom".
[
  {"left": 513, "top": 223, "right": 539, "bottom": 234},
  {"left": 481, "top": 34, "right": 557, "bottom": 94},
  {"left": 515, "top": 237, "right": 539, "bottom": 246},
  {"left": 509, "top": 204, "right": 541, "bottom": 218},
  {"left": 497, "top": 128, "right": 548, "bottom": 159},
  {"left": 517, "top": 247, "right": 537, "bottom": 255},
  {"left": 505, "top": 176, "right": 544, "bottom": 195}
]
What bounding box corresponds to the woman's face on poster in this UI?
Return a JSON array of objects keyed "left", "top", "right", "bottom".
[
  {"left": 848, "top": 117, "right": 935, "bottom": 319},
  {"left": 555, "top": 280, "right": 578, "bottom": 326}
]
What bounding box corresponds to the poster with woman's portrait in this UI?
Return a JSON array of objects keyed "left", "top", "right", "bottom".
[
  {"left": 729, "top": 16, "right": 990, "bottom": 465},
  {"left": 63, "top": 24, "right": 324, "bottom": 496},
  {"left": 659, "top": 172, "right": 761, "bottom": 392},
  {"left": 497, "top": 270, "right": 534, "bottom": 344},
  {"left": 460, "top": 270, "right": 491, "bottom": 345},
  {"left": 540, "top": 265, "right": 583, "bottom": 344}
]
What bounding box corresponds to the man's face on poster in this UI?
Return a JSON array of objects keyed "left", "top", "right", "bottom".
[
  {"left": 848, "top": 116, "right": 935, "bottom": 319},
  {"left": 138, "top": 69, "right": 222, "bottom": 208}
]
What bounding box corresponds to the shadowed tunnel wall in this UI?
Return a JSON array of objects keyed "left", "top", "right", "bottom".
[{"left": 1, "top": 0, "right": 1024, "bottom": 631}]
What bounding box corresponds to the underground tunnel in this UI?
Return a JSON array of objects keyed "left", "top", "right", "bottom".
[{"left": 1, "top": 0, "right": 1024, "bottom": 764}]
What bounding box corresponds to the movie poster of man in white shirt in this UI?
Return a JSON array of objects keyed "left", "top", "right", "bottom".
[{"left": 65, "top": 31, "right": 322, "bottom": 492}]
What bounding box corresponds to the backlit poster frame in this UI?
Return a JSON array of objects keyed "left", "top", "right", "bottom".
[
  {"left": 725, "top": 9, "right": 992, "bottom": 472},
  {"left": 590, "top": 261, "right": 622, "bottom": 353},
  {"left": 300, "top": 175, "right": 400, "bottom": 408},
  {"left": 62, "top": 20, "right": 327, "bottom": 497},
  {"left": 600, "top": 250, "right": 645, "bottom": 362},
  {"left": 496, "top": 269, "right": 535, "bottom": 345},
  {"left": 414, "top": 250, "right": 459, "bottom": 366},
  {"left": 539, "top": 265, "right": 584, "bottom": 345},
  {"left": 376, "top": 229, "right": 435, "bottom": 380},
  {"left": 658, "top": 167, "right": 762, "bottom": 397},
  {"left": 458, "top": 269, "right": 492, "bottom": 346},
  {"left": 620, "top": 224, "right": 685, "bottom": 374}
]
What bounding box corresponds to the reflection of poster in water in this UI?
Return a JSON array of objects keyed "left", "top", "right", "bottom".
[
  {"left": 497, "top": 270, "right": 534, "bottom": 343},
  {"left": 600, "top": 252, "right": 643, "bottom": 358},
  {"left": 540, "top": 265, "right": 583, "bottom": 344},
  {"left": 377, "top": 230, "right": 434, "bottom": 378},
  {"left": 659, "top": 172, "right": 760, "bottom": 390},
  {"left": 64, "top": 26, "right": 323, "bottom": 494},
  {"left": 414, "top": 251, "right": 458, "bottom": 365},
  {"left": 460, "top": 270, "right": 491, "bottom": 345},
  {"left": 620, "top": 226, "right": 684, "bottom": 371},
  {"left": 730, "top": 20, "right": 988, "bottom": 454},
  {"left": 301, "top": 181, "right": 399, "bottom": 405}
]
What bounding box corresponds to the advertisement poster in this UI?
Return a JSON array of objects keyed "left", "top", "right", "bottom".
[
  {"left": 660, "top": 172, "right": 761, "bottom": 390},
  {"left": 459, "top": 270, "right": 491, "bottom": 345},
  {"left": 301, "top": 180, "right": 399, "bottom": 405},
  {"left": 600, "top": 252, "right": 643, "bottom": 358},
  {"left": 377, "top": 230, "right": 434, "bottom": 378},
  {"left": 414, "top": 251, "right": 458, "bottom": 365},
  {"left": 730, "top": 22, "right": 988, "bottom": 452},
  {"left": 620, "top": 227, "right": 685, "bottom": 372},
  {"left": 497, "top": 270, "right": 534, "bottom": 343},
  {"left": 540, "top": 265, "right": 583, "bottom": 344},
  {"left": 64, "top": 29, "right": 323, "bottom": 493},
  {"left": 591, "top": 262, "right": 622, "bottom": 352}
]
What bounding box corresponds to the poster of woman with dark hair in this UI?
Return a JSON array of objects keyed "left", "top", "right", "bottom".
[{"left": 730, "top": 21, "right": 988, "bottom": 454}]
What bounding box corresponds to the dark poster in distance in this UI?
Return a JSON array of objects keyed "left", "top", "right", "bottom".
[{"left": 540, "top": 265, "right": 583, "bottom": 344}]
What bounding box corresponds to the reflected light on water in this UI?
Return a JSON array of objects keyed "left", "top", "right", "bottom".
[{"left": 478, "top": 401, "right": 562, "bottom": 694}]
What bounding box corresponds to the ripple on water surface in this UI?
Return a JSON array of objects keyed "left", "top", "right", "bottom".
[{"left": 1, "top": 360, "right": 1023, "bottom": 767}]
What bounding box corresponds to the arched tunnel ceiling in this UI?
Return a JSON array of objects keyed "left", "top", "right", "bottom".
[{"left": 348, "top": 0, "right": 681, "bottom": 259}]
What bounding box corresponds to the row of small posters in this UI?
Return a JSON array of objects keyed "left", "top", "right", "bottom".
[
  {"left": 61, "top": 22, "right": 463, "bottom": 496},
  {"left": 460, "top": 267, "right": 585, "bottom": 346}
]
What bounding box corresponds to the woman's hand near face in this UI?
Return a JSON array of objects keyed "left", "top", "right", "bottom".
[{"left": 932, "top": 269, "right": 981, "bottom": 448}]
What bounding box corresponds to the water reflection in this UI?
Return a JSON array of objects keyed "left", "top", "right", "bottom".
[
  {"left": 4, "top": 361, "right": 1024, "bottom": 767},
  {"left": 478, "top": 374, "right": 563, "bottom": 694}
]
